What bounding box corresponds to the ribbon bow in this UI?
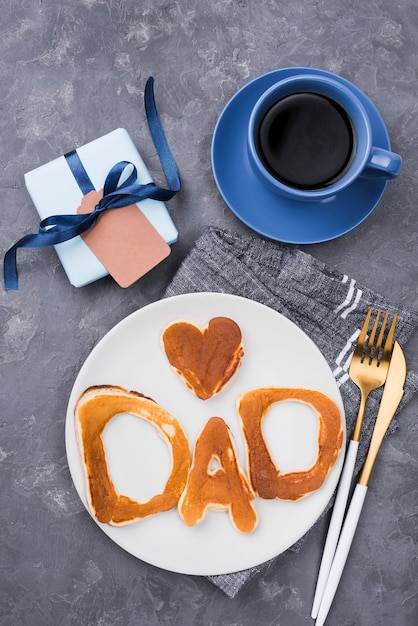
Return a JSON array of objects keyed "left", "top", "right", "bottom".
[{"left": 4, "top": 76, "right": 180, "bottom": 290}]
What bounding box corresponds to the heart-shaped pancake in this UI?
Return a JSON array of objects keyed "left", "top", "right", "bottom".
[{"left": 162, "top": 317, "right": 244, "bottom": 400}]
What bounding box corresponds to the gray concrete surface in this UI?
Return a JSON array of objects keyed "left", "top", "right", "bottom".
[{"left": 1, "top": 2, "right": 417, "bottom": 625}]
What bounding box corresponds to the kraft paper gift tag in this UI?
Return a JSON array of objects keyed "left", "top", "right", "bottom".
[{"left": 78, "top": 190, "right": 171, "bottom": 288}]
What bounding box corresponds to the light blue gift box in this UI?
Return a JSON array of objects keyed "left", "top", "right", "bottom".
[{"left": 24, "top": 128, "right": 178, "bottom": 287}]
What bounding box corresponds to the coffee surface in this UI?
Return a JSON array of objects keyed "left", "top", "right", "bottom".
[{"left": 257, "top": 92, "right": 355, "bottom": 190}]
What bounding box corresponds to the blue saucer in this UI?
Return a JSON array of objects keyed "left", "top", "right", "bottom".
[{"left": 211, "top": 67, "right": 391, "bottom": 244}]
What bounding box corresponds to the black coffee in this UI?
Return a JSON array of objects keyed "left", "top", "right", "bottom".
[{"left": 257, "top": 92, "right": 355, "bottom": 190}]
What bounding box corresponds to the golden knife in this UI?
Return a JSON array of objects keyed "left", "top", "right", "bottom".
[{"left": 315, "top": 341, "right": 407, "bottom": 626}]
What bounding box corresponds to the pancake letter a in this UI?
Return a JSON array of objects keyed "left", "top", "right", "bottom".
[{"left": 178, "top": 416, "right": 258, "bottom": 533}]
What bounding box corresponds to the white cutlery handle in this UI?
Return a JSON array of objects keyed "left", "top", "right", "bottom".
[
  {"left": 315, "top": 484, "right": 368, "bottom": 626},
  {"left": 311, "top": 439, "right": 359, "bottom": 618}
]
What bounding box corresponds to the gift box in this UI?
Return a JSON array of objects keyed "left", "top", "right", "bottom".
[{"left": 24, "top": 128, "right": 178, "bottom": 288}]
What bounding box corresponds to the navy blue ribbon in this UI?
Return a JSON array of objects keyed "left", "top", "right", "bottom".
[
  {"left": 64, "top": 150, "right": 95, "bottom": 195},
  {"left": 4, "top": 76, "right": 180, "bottom": 290}
]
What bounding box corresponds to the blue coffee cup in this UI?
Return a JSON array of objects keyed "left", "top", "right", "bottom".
[{"left": 247, "top": 74, "right": 402, "bottom": 202}]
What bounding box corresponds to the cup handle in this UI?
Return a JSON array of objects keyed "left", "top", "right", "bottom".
[{"left": 361, "top": 146, "right": 402, "bottom": 180}]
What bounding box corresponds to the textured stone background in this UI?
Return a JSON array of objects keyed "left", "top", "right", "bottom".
[{"left": 1, "top": 1, "right": 417, "bottom": 625}]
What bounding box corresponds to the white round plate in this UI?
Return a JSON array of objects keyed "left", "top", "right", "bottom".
[{"left": 65, "top": 293, "right": 345, "bottom": 576}]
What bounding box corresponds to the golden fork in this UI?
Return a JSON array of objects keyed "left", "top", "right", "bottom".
[
  {"left": 311, "top": 308, "right": 398, "bottom": 619},
  {"left": 315, "top": 342, "right": 406, "bottom": 625}
]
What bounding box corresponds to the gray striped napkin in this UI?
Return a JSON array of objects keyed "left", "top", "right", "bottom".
[{"left": 164, "top": 227, "right": 418, "bottom": 598}]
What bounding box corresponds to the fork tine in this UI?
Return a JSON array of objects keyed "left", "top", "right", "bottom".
[
  {"left": 364, "top": 308, "right": 382, "bottom": 361},
  {"left": 353, "top": 308, "right": 372, "bottom": 358},
  {"left": 382, "top": 312, "right": 398, "bottom": 361},
  {"left": 370, "top": 309, "right": 389, "bottom": 363}
]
